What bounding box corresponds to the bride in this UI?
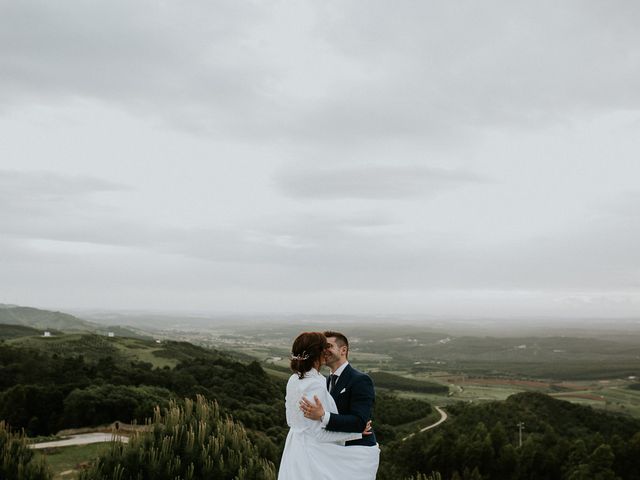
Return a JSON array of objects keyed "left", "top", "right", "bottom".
[{"left": 278, "top": 332, "right": 379, "bottom": 480}]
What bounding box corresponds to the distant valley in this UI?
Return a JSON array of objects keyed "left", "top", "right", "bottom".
[{"left": 2, "top": 304, "right": 640, "bottom": 479}]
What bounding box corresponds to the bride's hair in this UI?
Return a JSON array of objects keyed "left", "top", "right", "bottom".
[{"left": 290, "top": 332, "right": 328, "bottom": 379}]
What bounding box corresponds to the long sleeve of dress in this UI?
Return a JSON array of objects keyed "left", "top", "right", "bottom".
[{"left": 285, "top": 375, "right": 362, "bottom": 444}]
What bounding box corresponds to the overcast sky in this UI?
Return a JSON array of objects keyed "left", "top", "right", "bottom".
[{"left": 1, "top": 1, "right": 639, "bottom": 318}]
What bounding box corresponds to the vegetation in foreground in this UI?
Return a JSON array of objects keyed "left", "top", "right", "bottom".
[
  {"left": 0, "top": 420, "right": 52, "bottom": 480},
  {"left": 80, "top": 395, "right": 276, "bottom": 480}
]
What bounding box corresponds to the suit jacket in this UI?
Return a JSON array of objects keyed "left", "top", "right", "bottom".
[{"left": 326, "top": 364, "right": 377, "bottom": 447}]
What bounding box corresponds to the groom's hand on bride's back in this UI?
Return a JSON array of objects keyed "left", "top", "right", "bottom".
[
  {"left": 299, "top": 395, "right": 325, "bottom": 420},
  {"left": 363, "top": 420, "right": 373, "bottom": 435}
]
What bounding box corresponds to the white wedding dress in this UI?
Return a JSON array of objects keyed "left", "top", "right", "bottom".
[{"left": 278, "top": 368, "right": 380, "bottom": 480}]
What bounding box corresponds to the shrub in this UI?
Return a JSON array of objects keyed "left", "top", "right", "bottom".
[
  {"left": 63, "top": 384, "right": 172, "bottom": 427},
  {"left": 80, "top": 395, "right": 276, "bottom": 480},
  {"left": 0, "top": 421, "right": 51, "bottom": 480},
  {"left": 406, "top": 473, "right": 442, "bottom": 480}
]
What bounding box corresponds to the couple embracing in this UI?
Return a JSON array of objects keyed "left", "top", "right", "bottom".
[{"left": 278, "top": 331, "right": 380, "bottom": 479}]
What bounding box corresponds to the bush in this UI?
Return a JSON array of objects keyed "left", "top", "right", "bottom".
[
  {"left": 79, "top": 395, "right": 276, "bottom": 480},
  {"left": 0, "top": 385, "right": 64, "bottom": 436},
  {"left": 0, "top": 421, "right": 51, "bottom": 480},
  {"left": 406, "top": 473, "right": 442, "bottom": 480},
  {"left": 63, "top": 384, "right": 172, "bottom": 427},
  {"left": 374, "top": 393, "right": 432, "bottom": 426}
]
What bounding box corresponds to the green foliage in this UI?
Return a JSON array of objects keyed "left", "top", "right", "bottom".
[
  {"left": 378, "top": 392, "right": 640, "bottom": 480},
  {"left": 375, "top": 393, "right": 432, "bottom": 426},
  {"left": 0, "top": 421, "right": 51, "bottom": 480},
  {"left": 79, "top": 395, "right": 276, "bottom": 480},
  {"left": 406, "top": 472, "right": 442, "bottom": 480},
  {"left": 0, "top": 342, "right": 286, "bottom": 464},
  {"left": 373, "top": 393, "right": 433, "bottom": 443},
  {"left": 565, "top": 444, "right": 618, "bottom": 480},
  {"left": 0, "top": 324, "right": 42, "bottom": 340},
  {"left": 63, "top": 384, "right": 173, "bottom": 427},
  {"left": 0, "top": 384, "right": 65, "bottom": 436},
  {"left": 43, "top": 443, "right": 111, "bottom": 478},
  {"left": 369, "top": 371, "right": 448, "bottom": 394},
  {"left": 0, "top": 305, "right": 92, "bottom": 330}
]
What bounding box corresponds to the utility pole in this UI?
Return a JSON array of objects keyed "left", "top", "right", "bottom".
[{"left": 517, "top": 422, "right": 525, "bottom": 448}]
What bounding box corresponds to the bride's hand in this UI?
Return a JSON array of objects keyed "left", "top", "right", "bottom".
[{"left": 363, "top": 420, "right": 373, "bottom": 435}]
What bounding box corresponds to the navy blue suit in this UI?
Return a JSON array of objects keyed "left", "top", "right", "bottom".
[{"left": 326, "top": 364, "right": 377, "bottom": 447}]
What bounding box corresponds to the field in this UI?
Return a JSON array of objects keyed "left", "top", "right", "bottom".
[
  {"left": 5, "top": 332, "right": 206, "bottom": 369},
  {"left": 35, "top": 443, "right": 111, "bottom": 479},
  {"left": 172, "top": 320, "right": 640, "bottom": 418}
]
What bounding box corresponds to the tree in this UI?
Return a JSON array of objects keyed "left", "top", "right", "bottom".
[
  {"left": 80, "top": 395, "right": 276, "bottom": 480},
  {"left": 0, "top": 421, "right": 51, "bottom": 480},
  {"left": 0, "top": 385, "right": 64, "bottom": 435},
  {"left": 406, "top": 473, "right": 442, "bottom": 480},
  {"left": 566, "top": 444, "right": 619, "bottom": 480},
  {"left": 62, "top": 384, "right": 172, "bottom": 427}
]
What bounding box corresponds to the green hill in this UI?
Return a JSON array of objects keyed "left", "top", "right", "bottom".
[
  {"left": 0, "top": 304, "right": 152, "bottom": 341},
  {"left": 5, "top": 332, "right": 214, "bottom": 368},
  {"left": 379, "top": 392, "right": 640, "bottom": 480},
  {"left": 0, "top": 323, "right": 44, "bottom": 340},
  {"left": 0, "top": 333, "right": 287, "bottom": 466},
  {"left": 0, "top": 304, "right": 94, "bottom": 331}
]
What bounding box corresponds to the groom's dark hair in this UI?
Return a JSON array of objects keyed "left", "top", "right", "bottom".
[{"left": 324, "top": 331, "right": 349, "bottom": 358}]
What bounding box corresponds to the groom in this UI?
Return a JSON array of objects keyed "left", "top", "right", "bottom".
[{"left": 300, "top": 330, "right": 377, "bottom": 447}]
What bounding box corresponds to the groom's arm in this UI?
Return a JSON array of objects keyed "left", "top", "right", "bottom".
[
  {"left": 326, "top": 375, "right": 375, "bottom": 433},
  {"left": 303, "top": 385, "right": 363, "bottom": 443}
]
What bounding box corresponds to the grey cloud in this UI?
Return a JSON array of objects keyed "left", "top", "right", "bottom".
[
  {"left": 0, "top": 1, "right": 277, "bottom": 132},
  {"left": 277, "top": 165, "right": 487, "bottom": 199},
  {"left": 0, "top": 170, "right": 127, "bottom": 195},
  {"left": 3, "top": 168, "right": 639, "bottom": 296},
  {"left": 188, "top": 196, "right": 640, "bottom": 293},
  {"left": 316, "top": 2, "right": 640, "bottom": 119},
  {"left": 600, "top": 191, "right": 640, "bottom": 219},
  {"left": 2, "top": 1, "right": 640, "bottom": 146},
  {"left": 0, "top": 169, "right": 148, "bottom": 246},
  {"left": 0, "top": 169, "right": 297, "bottom": 259},
  {"left": 3, "top": 188, "right": 640, "bottom": 300},
  {"left": 0, "top": 169, "right": 129, "bottom": 216}
]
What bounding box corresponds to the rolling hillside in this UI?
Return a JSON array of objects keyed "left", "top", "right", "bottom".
[
  {"left": 0, "top": 304, "right": 150, "bottom": 340},
  {"left": 0, "top": 304, "right": 94, "bottom": 330}
]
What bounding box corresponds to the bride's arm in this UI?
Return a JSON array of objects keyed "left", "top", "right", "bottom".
[{"left": 313, "top": 425, "right": 362, "bottom": 443}]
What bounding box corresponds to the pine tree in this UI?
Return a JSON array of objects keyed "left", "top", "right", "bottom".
[
  {"left": 406, "top": 472, "right": 442, "bottom": 480},
  {"left": 80, "top": 395, "right": 276, "bottom": 480},
  {"left": 0, "top": 421, "right": 52, "bottom": 480}
]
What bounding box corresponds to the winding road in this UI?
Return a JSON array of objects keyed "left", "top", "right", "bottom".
[{"left": 401, "top": 406, "right": 448, "bottom": 441}]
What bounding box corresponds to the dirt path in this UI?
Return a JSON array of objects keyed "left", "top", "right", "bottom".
[
  {"left": 30, "top": 433, "right": 129, "bottom": 450},
  {"left": 401, "top": 406, "right": 448, "bottom": 441}
]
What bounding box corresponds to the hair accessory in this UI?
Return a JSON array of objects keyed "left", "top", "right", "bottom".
[{"left": 290, "top": 351, "right": 310, "bottom": 361}]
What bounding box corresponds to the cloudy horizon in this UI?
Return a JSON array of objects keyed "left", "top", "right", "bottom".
[{"left": 1, "top": 1, "right": 639, "bottom": 318}]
